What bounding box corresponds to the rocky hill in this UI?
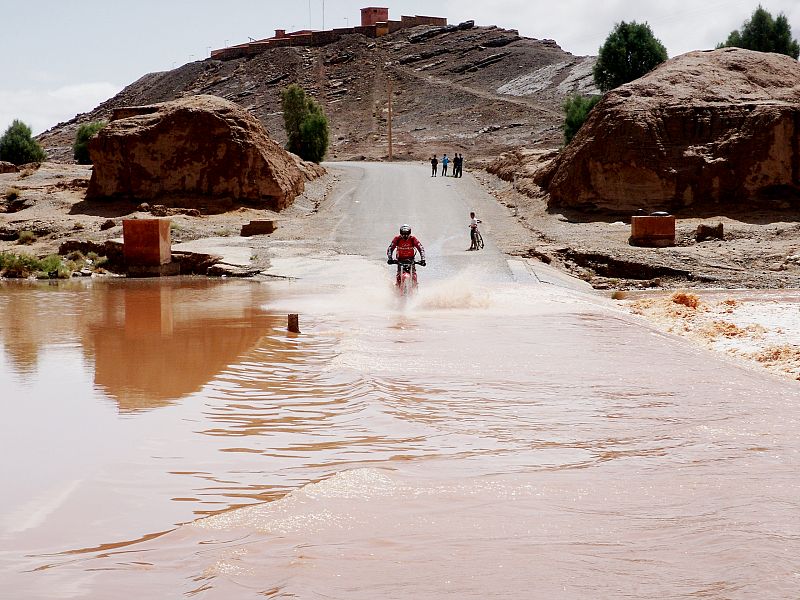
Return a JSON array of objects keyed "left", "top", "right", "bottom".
[
  {"left": 536, "top": 48, "right": 800, "bottom": 214},
  {"left": 39, "top": 24, "right": 596, "bottom": 164}
]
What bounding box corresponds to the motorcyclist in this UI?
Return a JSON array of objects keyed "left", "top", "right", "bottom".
[{"left": 387, "top": 224, "right": 426, "bottom": 286}]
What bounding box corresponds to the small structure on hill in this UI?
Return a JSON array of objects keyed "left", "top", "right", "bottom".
[
  {"left": 536, "top": 48, "right": 800, "bottom": 214},
  {"left": 86, "top": 95, "right": 323, "bottom": 211},
  {"left": 211, "top": 6, "right": 447, "bottom": 60}
]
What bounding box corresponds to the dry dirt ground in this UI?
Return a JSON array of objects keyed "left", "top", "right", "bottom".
[
  {"left": 2, "top": 161, "right": 799, "bottom": 384},
  {"left": 473, "top": 171, "right": 800, "bottom": 290},
  {"left": 3, "top": 161, "right": 800, "bottom": 289}
]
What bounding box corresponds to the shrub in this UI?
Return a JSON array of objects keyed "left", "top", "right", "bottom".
[
  {"left": 593, "top": 21, "right": 668, "bottom": 92},
  {"left": 17, "top": 230, "right": 36, "bottom": 245},
  {"left": 281, "top": 84, "right": 330, "bottom": 163},
  {"left": 299, "top": 112, "right": 330, "bottom": 163},
  {"left": 562, "top": 95, "right": 602, "bottom": 144},
  {"left": 717, "top": 5, "right": 799, "bottom": 59},
  {"left": 5, "top": 187, "right": 20, "bottom": 201},
  {"left": 0, "top": 120, "right": 46, "bottom": 165},
  {"left": 73, "top": 121, "right": 106, "bottom": 165},
  {"left": 0, "top": 252, "right": 42, "bottom": 278},
  {"left": 37, "top": 254, "right": 67, "bottom": 278}
]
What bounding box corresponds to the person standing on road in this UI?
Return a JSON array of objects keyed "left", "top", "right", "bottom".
[
  {"left": 441, "top": 154, "right": 449, "bottom": 176},
  {"left": 430, "top": 155, "right": 438, "bottom": 177},
  {"left": 468, "top": 211, "right": 482, "bottom": 250},
  {"left": 456, "top": 153, "right": 464, "bottom": 177}
]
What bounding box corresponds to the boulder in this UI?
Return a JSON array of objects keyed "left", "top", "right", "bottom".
[
  {"left": 0, "top": 161, "right": 19, "bottom": 173},
  {"left": 537, "top": 48, "right": 800, "bottom": 213},
  {"left": 696, "top": 222, "right": 724, "bottom": 241},
  {"left": 86, "top": 95, "right": 322, "bottom": 211}
]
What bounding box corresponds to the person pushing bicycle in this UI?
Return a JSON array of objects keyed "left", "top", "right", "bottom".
[{"left": 468, "top": 212, "right": 482, "bottom": 251}]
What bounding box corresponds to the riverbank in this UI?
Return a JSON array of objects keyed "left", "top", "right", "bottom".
[{"left": 1, "top": 160, "right": 798, "bottom": 384}]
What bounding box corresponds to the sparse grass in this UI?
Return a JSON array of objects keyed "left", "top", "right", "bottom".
[
  {"left": 0, "top": 250, "right": 110, "bottom": 279},
  {"left": 85, "top": 251, "right": 108, "bottom": 268},
  {"left": 0, "top": 252, "right": 65, "bottom": 278},
  {"left": 5, "top": 187, "right": 20, "bottom": 201},
  {"left": 17, "top": 230, "right": 35, "bottom": 245},
  {"left": 611, "top": 290, "right": 628, "bottom": 300},
  {"left": 36, "top": 254, "right": 70, "bottom": 279}
]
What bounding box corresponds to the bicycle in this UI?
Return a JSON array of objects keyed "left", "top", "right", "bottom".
[{"left": 469, "top": 226, "right": 484, "bottom": 250}]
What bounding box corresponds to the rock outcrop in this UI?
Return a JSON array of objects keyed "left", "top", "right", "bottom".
[
  {"left": 537, "top": 48, "right": 800, "bottom": 213},
  {"left": 86, "top": 95, "right": 321, "bottom": 211}
]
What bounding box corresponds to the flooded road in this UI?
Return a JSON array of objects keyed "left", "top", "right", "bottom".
[{"left": 1, "top": 266, "right": 799, "bottom": 598}]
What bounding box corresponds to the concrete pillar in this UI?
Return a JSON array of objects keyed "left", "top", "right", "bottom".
[
  {"left": 629, "top": 215, "right": 676, "bottom": 247},
  {"left": 123, "top": 218, "right": 178, "bottom": 276}
]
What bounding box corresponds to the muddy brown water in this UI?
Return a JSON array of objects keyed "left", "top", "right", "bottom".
[{"left": 1, "top": 271, "right": 799, "bottom": 599}]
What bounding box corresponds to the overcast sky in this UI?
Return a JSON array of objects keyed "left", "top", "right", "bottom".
[{"left": 2, "top": 0, "right": 798, "bottom": 135}]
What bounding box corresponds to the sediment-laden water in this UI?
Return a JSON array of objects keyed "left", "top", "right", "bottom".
[{"left": 1, "top": 269, "right": 799, "bottom": 599}]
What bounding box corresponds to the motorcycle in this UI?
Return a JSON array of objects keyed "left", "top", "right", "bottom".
[{"left": 388, "top": 258, "right": 424, "bottom": 296}]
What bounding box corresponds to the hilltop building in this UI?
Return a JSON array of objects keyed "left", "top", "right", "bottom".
[{"left": 211, "top": 6, "right": 447, "bottom": 60}]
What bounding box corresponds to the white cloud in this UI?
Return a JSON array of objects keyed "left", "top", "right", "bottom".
[{"left": 0, "top": 82, "right": 122, "bottom": 136}]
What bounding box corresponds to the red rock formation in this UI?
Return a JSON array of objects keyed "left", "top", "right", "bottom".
[
  {"left": 537, "top": 48, "right": 800, "bottom": 213},
  {"left": 86, "top": 95, "right": 322, "bottom": 211}
]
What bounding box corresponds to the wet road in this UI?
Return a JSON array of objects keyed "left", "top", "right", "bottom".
[{"left": 1, "top": 164, "right": 799, "bottom": 599}]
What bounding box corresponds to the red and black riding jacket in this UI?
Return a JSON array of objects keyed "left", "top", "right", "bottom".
[{"left": 387, "top": 235, "right": 425, "bottom": 261}]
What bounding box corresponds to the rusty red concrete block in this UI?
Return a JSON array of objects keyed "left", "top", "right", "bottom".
[
  {"left": 629, "top": 215, "right": 676, "bottom": 247},
  {"left": 240, "top": 220, "right": 276, "bottom": 236},
  {"left": 123, "top": 218, "right": 171, "bottom": 266}
]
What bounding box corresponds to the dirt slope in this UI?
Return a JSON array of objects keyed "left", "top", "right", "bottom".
[{"left": 38, "top": 24, "right": 596, "bottom": 164}]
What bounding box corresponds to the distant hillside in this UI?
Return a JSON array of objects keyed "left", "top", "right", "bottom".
[{"left": 39, "top": 24, "right": 597, "bottom": 164}]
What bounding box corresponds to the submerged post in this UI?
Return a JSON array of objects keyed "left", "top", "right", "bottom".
[{"left": 288, "top": 313, "right": 300, "bottom": 333}]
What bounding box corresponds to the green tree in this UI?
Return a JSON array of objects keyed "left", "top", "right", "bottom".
[
  {"left": 717, "top": 5, "right": 799, "bottom": 59},
  {"left": 593, "top": 21, "right": 668, "bottom": 92},
  {"left": 72, "top": 121, "right": 107, "bottom": 165},
  {"left": 299, "top": 112, "right": 330, "bottom": 163},
  {"left": 0, "top": 120, "right": 47, "bottom": 165},
  {"left": 562, "top": 95, "right": 602, "bottom": 144},
  {"left": 281, "top": 84, "right": 330, "bottom": 163}
]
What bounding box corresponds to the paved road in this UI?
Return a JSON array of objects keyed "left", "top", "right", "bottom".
[
  {"left": 327, "top": 161, "right": 525, "bottom": 285},
  {"left": 321, "top": 161, "right": 591, "bottom": 291}
]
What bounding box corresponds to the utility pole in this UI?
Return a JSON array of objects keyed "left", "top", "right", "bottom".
[
  {"left": 322, "top": 0, "right": 325, "bottom": 30},
  {"left": 387, "top": 77, "right": 393, "bottom": 161}
]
